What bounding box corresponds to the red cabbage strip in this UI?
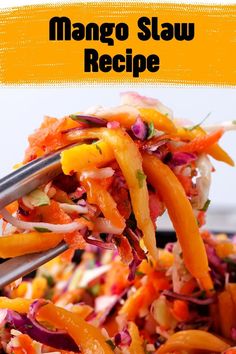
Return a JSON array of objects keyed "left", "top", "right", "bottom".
[
  {"left": 84, "top": 235, "right": 116, "bottom": 250},
  {"left": 5, "top": 310, "right": 80, "bottom": 352},
  {"left": 131, "top": 117, "right": 148, "bottom": 140},
  {"left": 205, "top": 244, "right": 227, "bottom": 276},
  {"left": 70, "top": 115, "right": 107, "bottom": 126},
  {"left": 128, "top": 249, "right": 142, "bottom": 282},
  {"left": 114, "top": 328, "right": 132, "bottom": 347},
  {"left": 168, "top": 152, "right": 197, "bottom": 168},
  {"left": 142, "top": 137, "right": 170, "bottom": 152},
  {"left": 126, "top": 228, "right": 146, "bottom": 260},
  {"left": 162, "top": 290, "right": 215, "bottom": 305}
]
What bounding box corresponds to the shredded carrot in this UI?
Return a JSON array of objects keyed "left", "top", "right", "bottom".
[
  {"left": 35, "top": 200, "right": 72, "bottom": 224},
  {"left": 119, "top": 270, "right": 169, "bottom": 321},
  {"left": 172, "top": 300, "right": 190, "bottom": 322},
  {"left": 64, "top": 231, "right": 86, "bottom": 250},
  {"left": 104, "top": 260, "right": 130, "bottom": 295},
  {"left": 180, "top": 278, "right": 198, "bottom": 295},
  {"left": 82, "top": 178, "right": 125, "bottom": 231},
  {"left": 18, "top": 334, "right": 35, "bottom": 354},
  {"left": 24, "top": 116, "right": 79, "bottom": 162},
  {"left": 174, "top": 128, "right": 224, "bottom": 153},
  {"left": 0, "top": 201, "right": 18, "bottom": 219}
]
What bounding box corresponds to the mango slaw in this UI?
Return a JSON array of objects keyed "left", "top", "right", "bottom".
[{"left": 0, "top": 92, "right": 235, "bottom": 354}]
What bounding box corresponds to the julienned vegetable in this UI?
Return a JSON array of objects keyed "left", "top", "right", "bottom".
[
  {"left": 0, "top": 231, "right": 64, "bottom": 258},
  {"left": 37, "top": 302, "right": 113, "bottom": 353},
  {"left": 62, "top": 127, "right": 158, "bottom": 260},
  {"left": 156, "top": 330, "right": 230, "bottom": 353},
  {"left": 0, "top": 92, "right": 235, "bottom": 354},
  {"left": 142, "top": 153, "right": 213, "bottom": 291},
  {"left": 101, "top": 128, "right": 158, "bottom": 261},
  {"left": 61, "top": 140, "right": 114, "bottom": 175}
]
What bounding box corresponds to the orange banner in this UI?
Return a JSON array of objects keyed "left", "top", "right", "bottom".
[{"left": 0, "top": 2, "right": 235, "bottom": 85}]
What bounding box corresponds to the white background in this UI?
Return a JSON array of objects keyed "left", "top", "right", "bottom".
[{"left": 0, "top": 0, "right": 235, "bottom": 211}]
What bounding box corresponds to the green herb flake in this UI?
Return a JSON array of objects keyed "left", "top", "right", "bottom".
[
  {"left": 45, "top": 288, "right": 54, "bottom": 300},
  {"left": 81, "top": 215, "right": 94, "bottom": 223},
  {"left": 26, "top": 324, "right": 33, "bottom": 329},
  {"left": 147, "top": 121, "right": 155, "bottom": 140},
  {"left": 25, "top": 189, "right": 50, "bottom": 207},
  {"left": 43, "top": 274, "right": 55, "bottom": 287},
  {"left": 199, "top": 290, "right": 207, "bottom": 299},
  {"left": 34, "top": 227, "right": 51, "bottom": 233},
  {"left": 88, "top": 284, "right": 101, "bottom": 297},
  {"left": 188, "top": 112, "right": 211, "bottom": 131},
  {"left": 223, "top": 257, "right": 236, "bottom": 265},
  {"left": 95, "top": 144, "right": 102, "bottom": 155},
  {"left": 143, "top": 339, "right": 152, "bottom": 354},
  {"left": 200, "top": 199, "right": 211, "bottom": 212},
  {"left": 135, "top": 270, "right": 145, "bottom": 277},
  {"left": 69, "top": 114, "right": 87, "bottom": 123},
  {"left": 106, "top": 339, "right": 116, "bottom": 351},
  {"left": 136, "top": 169, "right": 146, "bottom": 188}
]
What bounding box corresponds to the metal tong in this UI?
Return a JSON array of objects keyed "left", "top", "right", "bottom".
[{"left": 0, "top": 150, "right": 69, "bottom": 288}]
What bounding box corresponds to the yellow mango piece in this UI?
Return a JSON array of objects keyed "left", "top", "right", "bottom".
[
  {"left": 227, "top": 283, "right": 236, "bottom": 310},
  {"left": 157, "top": 330, "right": 230, "bottom": 353},
  {"left": 0, "top": 297, "right": 32, "bottom": 313},
  {"left": 218, "top": 290, "right": 236, "bottom": 339},
  {"left": 32, "top": 277, "right": 47, "bottom": 299},
  {"left": 61, "top": 141, "right": 114, "bottom": 175},
  {"left": 139, "top": 108, "right": 177, "bottom": 133},
  {"left": 158, "top": 249, "right": 174, "bottom": 268},
  {"left": 129, "top": 321, "right": 145, "bottom": 354},
  {"left": 215, "top": 242, "right": 234, "bottom": 259}
]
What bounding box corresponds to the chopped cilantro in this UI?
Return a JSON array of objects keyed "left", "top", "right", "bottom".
[
  {"left": 200, "top": 199, "right": 211, "bottom": 212},
  {"left": 43, "top": 274, "right": 55, "bottom": 287},
  {"left": 188, "top": 112, "right": 211, "bottom": 131},
  {"left": 147, "top": 121, "right": 155, "bottom": 139},
  {"left": 95, "top": 144, "right": 102, "bottom": 155},
  {"left": 69, "top": 114, "right": 77, "bottom": 119},
  {"left": 143, "top": 339, "right": 152, "bottom": 354},
  {"left": 88, "top": 284, "right": 100, "bottom": 296},
  {"left": 199, "top": 290, "right": 207, "bottom": 299},
  {"left": 34, "top": 227, "right": 51, "bottom": 233},
  {"left": 81, "top": 215, "right": 93, "bottom": 223},
  {"left": 136, "top": 169, "right": 146, "bottom": 188},
  {"left": 69, "top": 114, "right": 87, "bottom": 123},
  {"left": 106, "top": 339, "right": 116, "bottom": 350},
  {"left": 148, "top": 258, "right": 153, "bottom": 267},
  {"left": 26, "top": 324, "right": 33, "bottom": 329},
  {"left": 45, "top": 288, "right": 54, "bottom": 300},
  {"left": 135, "top": 270, "right": 145, "bottom": 277},
  {"left": 223, "top": 257, "right": 236, "bottom": 265}
]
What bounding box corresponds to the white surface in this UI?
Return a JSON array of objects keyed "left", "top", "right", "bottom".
[{"left": 0, "top": 87, "right": 235, "bottom": 209}]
